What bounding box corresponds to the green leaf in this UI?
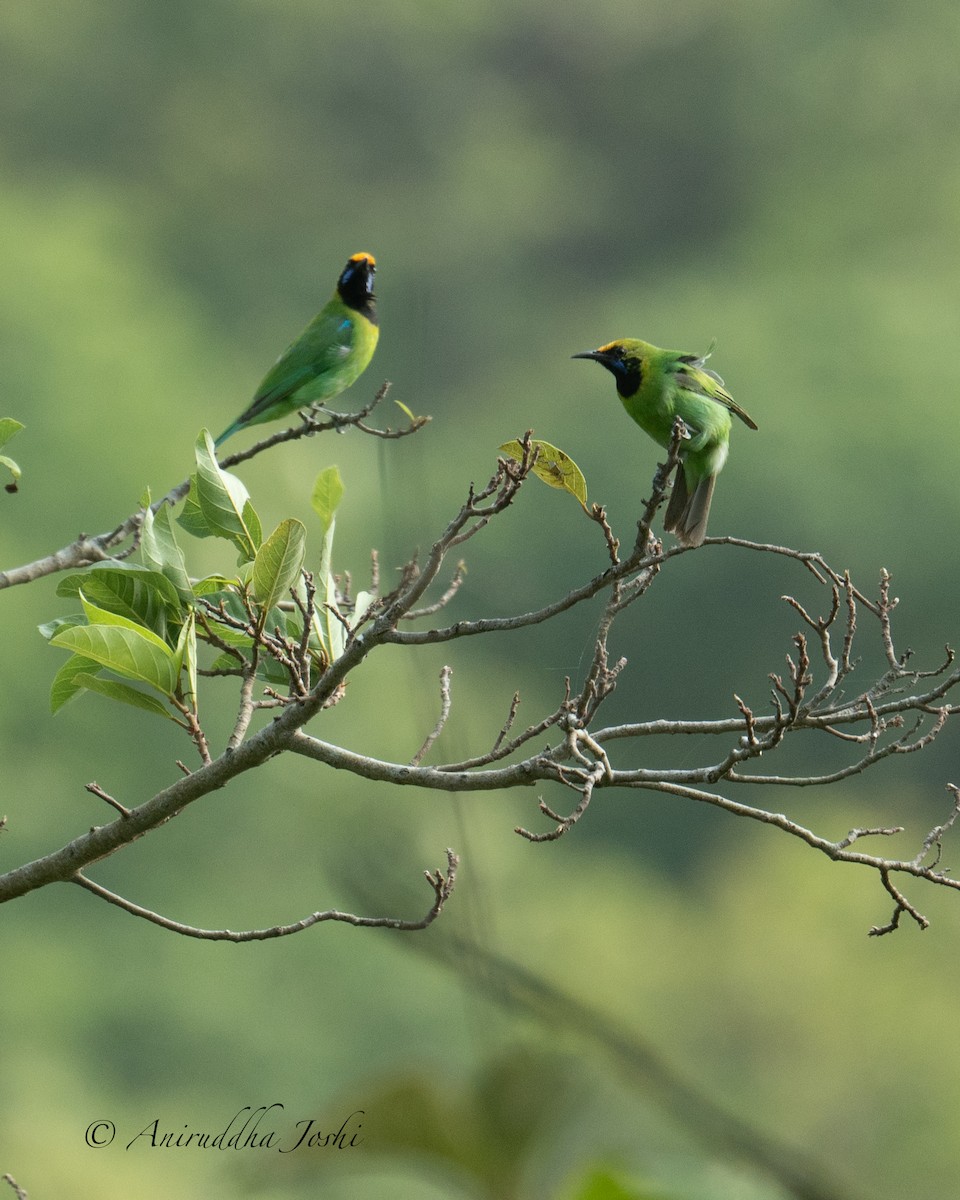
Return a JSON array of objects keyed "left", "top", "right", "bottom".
[
  {"left": 0, "top": 421, "right": 23, "bottom": 491},
  {"left": 207, "top": 650, "right": 243, "bottom": 674},
  {"left": 50, "top": 622, "right": 178, "bottom": 697},
  {"left": 141, "top": 499, "right": 192, "bottom": 601},
  {"left": 309, "top": 500, "right": 345, "bottom": 661},
  {"left": 240, "top": 499, "right": 263, "bottom": 554},
  {"left": 255, "top": 655, "right": 296, "bottom": 686},
  {"left": 350, "top": 589, "right": 376, "bottom": 629},
  {"left": 0, "top": 454, "right": 20, "bottom": 492},
  {"left": 311, "top": 465, "right": 344, "bottom": 535},
  {"left": 77, "top": 591, "right": 174, "bottom": 643},
  {"left": 207, "top": 647, "right": 287, "bottom": 685},
  {"left": 56, "top": 564, "right": 182, "bottom": 638},
  {"left": 39, "top": 615, "right": 82, "bottom": 641},
  {"left": 499, "top": 439, "right": 589, "bottom": 510},
  {"left": 192, "top": 574, "right": 243, "bottom": 597},
  {"left": 252, "top": 518, "right": 307, "bottom": 610},
  {"left": 394, "top": 399, "right": 416, "bottom": 422},
  {"left": 176, "top": 482, "right": 211, "bottom": 540},
  {"left": 72, "top": 673, "right": 177, "bottom": 720},
  {"left": 50, "top": 654, "right": 102, "bottom": 713},
  {"left": 179, "top": 430, "right": 261, "bottom": 560},
  {"left": 174, "top": 612, "right": 197, "bottom": 710},
  {"left": 320, "top": 564, "right": 346, "bottom": 661},
  {"left": 307, "top": 466, "right": 345, "bottom": 659},
  {"left": 0, "top": 418, "right": 24, "bottom": 450}
]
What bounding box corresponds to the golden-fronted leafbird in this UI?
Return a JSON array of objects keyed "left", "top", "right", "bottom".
[
  {"left": 573, "top": 338, "right": 757, "bottom": 547},
  {"left": 215, "top": 252, "right": 379, "bottom": 448}
]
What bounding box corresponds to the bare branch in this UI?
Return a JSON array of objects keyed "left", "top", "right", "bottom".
[
  {"left": 228, "top": 660, "right": 259, "bottom": 751},
  {"left": 213, "top": 381, "right": 423, "bottom": 463},
  {"left": 2, "top": 1175, "right": 28, "bottom": 1200},
  {"left": 410, "top": 665, "right": 453, "bottom": 766},
  {"left": 71, "top": 848, "right": 458, "bottom": 938},
  {"left": 913, "top": 783, "right": 960, "bottom": 869},
  {"left": 869, "top": 869, "right": 930, "bottom": 936},
  {"left": 515, "top": 779, "right": 596, "bottom": 842},
  {"left": 404, "top": 561, "right": 467, "bottom": 620},
  {"left": 439, "top": 687, "right": 570, "bottom": 772},
  {"left": 85, "top": 781, "right": 131, "bottom": 818}
]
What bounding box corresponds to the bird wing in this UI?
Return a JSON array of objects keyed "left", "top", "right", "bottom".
[
  {"left": 676, "top": 356, "right": 758, "bottom": 431},
  {"left": 245, "top": 311, "right": 357, "bottom": 418}
]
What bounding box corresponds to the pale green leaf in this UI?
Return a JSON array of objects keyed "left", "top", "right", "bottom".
[
  {"left": 1, "top": 453, "right": 21, "bottom": 491},
  {"left": 240, "top": 499, "right": 263, "bottom": 553},
  {"left": 0, "top": 418, "right": 24, "bottom": 449},
  {"left": 141, "top": 500, "right": 192, "bottom": 600},
  {"left": 252, "top": 518, "right": 307, "bottom": 609},
  {"left": 321, "top": 564, "right": 345, "bottom": 661},
  {"left": 350, "top": 589, "right": 376, "bottom": 629},
  {"left": 311, "top": 465, "right": 344, "bottom": 535},
  {"left": 174, "top": 612, "right": 197, "bottom": 710},
  {"left": 179, "top": 430, "right": 261, "bottom": 559}
]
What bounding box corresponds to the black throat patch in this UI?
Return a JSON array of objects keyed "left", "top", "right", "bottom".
[
  {"left": 338, "top": 263, "right": 378, "bottom": 325},
  {"left": 602, "top": 350, "right": 641, "bottom": 398}
]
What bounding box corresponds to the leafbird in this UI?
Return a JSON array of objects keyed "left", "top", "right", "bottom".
[
  {"left": 573, "top": 338, "right": 756, "bottom": 546},
  {"left": 216, "top": 252, "right": 379, "bottom": 448}
]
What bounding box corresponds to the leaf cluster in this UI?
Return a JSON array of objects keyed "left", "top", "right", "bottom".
[{"left": 39, "top": 432, "right": 363, "bottom": 748}]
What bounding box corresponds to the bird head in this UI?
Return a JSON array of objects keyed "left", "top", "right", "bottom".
[
  {"left": 572, "top": 339, "right": 644, "bottom": 397},
  {"left": 337, "top": 252, "right": 377, "bottom": 313}
]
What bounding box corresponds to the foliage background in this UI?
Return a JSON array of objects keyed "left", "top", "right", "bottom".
[{"left": 2, "top": 1, "right": 959, "bottom": 1196}]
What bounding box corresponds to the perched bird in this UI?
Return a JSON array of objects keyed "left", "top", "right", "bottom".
[
  {"left": 215, "top": 252, "right": 379, "bottom": 448},
  {"left": 573, "top": 338, "right": 757, "bottom": 547}
]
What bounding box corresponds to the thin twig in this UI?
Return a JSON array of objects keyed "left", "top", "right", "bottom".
[
  {"left": 411, "top": 666, "right": 453, "bottom": 766},
  {"left": 85, "top": 782, "right": 131, "bottom": 818},
  {"left": 71, "top": 850, "right": 458, "bottom": 938}
]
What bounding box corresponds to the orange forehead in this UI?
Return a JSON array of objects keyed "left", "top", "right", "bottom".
[{"left": 348, "top": 252, "right": 376, "bottom": 266}]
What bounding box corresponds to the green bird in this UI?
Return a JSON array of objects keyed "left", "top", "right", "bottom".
[
  {"left": 573, "top": 338, "right": 757, "bottom": 547},
  {"left": 215, "top": 251, "right": 379, "bottom": 448}
]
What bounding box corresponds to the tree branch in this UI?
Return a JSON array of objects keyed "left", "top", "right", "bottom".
[
  {"left": 3, "top": 420, "right": 958, "bottom": 937},
  {"left": 71, "top": 849, "right": 458, "bottom": 939},
  {"left": 0, "top": 382, "right": 414, "bottom": 591}
]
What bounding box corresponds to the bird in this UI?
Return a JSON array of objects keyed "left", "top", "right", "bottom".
[
  {"left": 573, "top": 338, "right": 757, "bottom": 547},
  {"left": 215, "top": 252, "right": 380, "bottom": 448}
]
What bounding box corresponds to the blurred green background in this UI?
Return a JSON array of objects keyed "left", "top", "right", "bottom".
[{"left": 2, "top": 1, "right": 959, "bottom": 1196}]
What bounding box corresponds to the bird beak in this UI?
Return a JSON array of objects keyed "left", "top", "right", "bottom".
[{"left": 572, "top": 349, "right": 605, "bottom": 362}]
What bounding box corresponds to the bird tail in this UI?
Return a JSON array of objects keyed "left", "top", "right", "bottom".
[
  {"left": 663, "top": 468, "right": 716, "bottom": 548},
  {"left": 213, "top": 424, "right": 238, "bottom": 450}
]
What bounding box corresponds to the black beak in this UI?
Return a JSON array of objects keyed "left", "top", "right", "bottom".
[{"left": 572, "top": 350, "right": 605, "bottom": 363}]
